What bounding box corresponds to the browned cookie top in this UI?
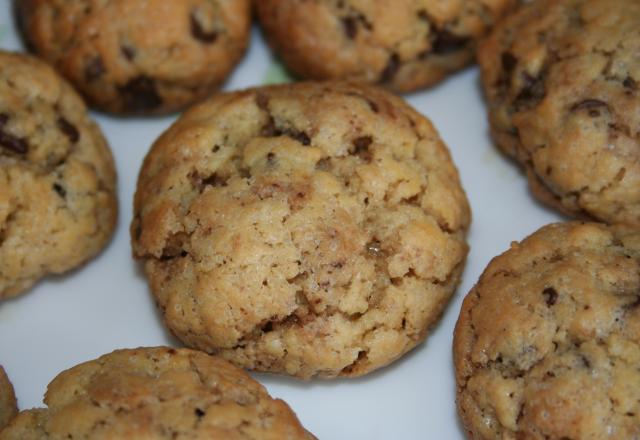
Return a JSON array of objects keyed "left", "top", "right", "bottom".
[
  {"left": 132, "top": 81, "right": 470, "bottom": 378},
  {"left": 479, "top": 0, "right": 640, "bottom": 226},
  {"left": 256, "top": 0, "right": 516, "bottom": 93},
  {"left": 0, "top": 347, "right": 314, "bottom": 439},
  {"left": 0, "top": 366, "right": 17, "bottom": 431},
  {"left": 454, "top": 222, "right": 640, "bottom": 439},
  {"left": 0, "top": 51, "right": 117, "bottom": 299},
  {"left": 17, "top": 0, "right": 251, "bottom": 114}
]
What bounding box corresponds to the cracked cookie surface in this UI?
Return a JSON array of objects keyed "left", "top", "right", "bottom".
[
  {"left": 256, "top": 0, "right": 516, "bottom": 93},
  {"left": 0, "top": 366, "right": 17, "bottom": 431},
  {"left": 17, "top": 0, "right": 251, "bottom": 115},
  {"left": 478, "top": 0, "right": 640, "bottom": 226},
  {"left": 0, "top": 347, "right": 315, "bottom": 439},
  {"left": 454, "top": 222, "right": 640, "bottom": 440},
  {"left": 0, "top": 51, "right": 117, "bottom": 299},
  {"left": 132, "top": 81, "right": 470, "bottom": 378}
]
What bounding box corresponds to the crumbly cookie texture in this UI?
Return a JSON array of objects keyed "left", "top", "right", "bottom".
[
  {"left": 256, "top": 0, "right": 516, "bottom": 93},
  {"left": 0, "top": 366, "right": 17, "bottom": 431},
  {"left": 17, "top": 0, "right": 251, "bottom": 115},
  {"left": 0, "top": 51, "right": 117, "bottom": 299},
  {"left": 132, "top": 81, "right": 470, "bottom": 378},
  {"left": 454, "top": 222, "right": 640, "bottom": 440},
  {"left": 478, "top": 0, "right": 640, "bottom": 226},
  {"left": 0, "top": 347, "right": 315, "bottom": 439}
]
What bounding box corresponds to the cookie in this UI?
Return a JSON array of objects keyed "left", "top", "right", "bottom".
[
  {"left": 478, "top": 0, "right": 640, "bottom": 227},
  {"left": 0, "top": 51, "right": 117, "bottom": 299},
  {"left": 256, "top": 0, "right": 516, "bottom": 93},
  {"left": 17, "top": 0, "right": 251, "bottom": 115},
  {"left": 454, "top": 222, "right": 640, "bottom": 439},
  {"left": 132, "top": 81, "right": 471, "bottom": 378},
  {"left": 0, "top": 347, "right": 315, "bottom": 439},
  {"left": 0, "top": 366, "right": 17, "bottom": 431}
]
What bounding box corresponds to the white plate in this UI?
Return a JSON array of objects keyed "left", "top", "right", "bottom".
[{"left": 0, "top": 5, "right": 563, "bottom": 439}]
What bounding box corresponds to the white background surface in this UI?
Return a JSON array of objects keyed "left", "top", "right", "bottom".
[{"left": 0, "top": 4, "right": 563, "bottom": 438}]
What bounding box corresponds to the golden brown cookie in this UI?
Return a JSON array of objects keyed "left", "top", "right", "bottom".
[
  {"left": 0, "top": 51, "right": 117, "bottom": 299},
  {"left": 0, "top": 347, "right": 315, "bottom": 439},
  {"left": 454, "top": 222, "right": 640, "bottom": 439},
  {"left": 256, "top": 0, "right": 517, "bottom": 93},
  {"left": 17, "top": 0, "right": 251, "bottom": 115},
  {"left": 132, "top": 81, "right": 471, "bottom": 378},
  {"left": 0, "top": 366, "right": 17, "bottom": 431},
  {"left": 478, "top": 0, "right": 640, "bottom": 226}
]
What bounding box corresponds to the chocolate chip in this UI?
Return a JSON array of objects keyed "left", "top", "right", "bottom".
[
  {"left": 315, "top": 157, "right": 331, "bottom": 171},
  {"left": 0, "top": 126, "right": 28, "bottom": 155},
  {"left": 571, "top": 99, "right": 608, "bottom": 111},
  {"left": 276, "top": 127, "right": 310, "bottom": 146},
  {"left": 85, "top": 56, "right": 105, "bottom": 81},
  {"left": 623, "top": 295, "right": 640, "bottom": 310},
  {"left": 201, "top": 173, "right": 228, "bottom": 188},
  {"left": 380, "top": 53, "right": 400, "bottom": 83},
  {"left": 266, "top": 152, "right": 276, "bottom": 165},
  {"left": 57, "top": 117, "right": 79, "bottom": 143},
  {"left": 255, "top": 93, "right": 270, "bottom": 110},
  {"left": 514, "top": 72, "right": 545, "bottom": 109},
  {"left": 194, "top": 408, "right": 205, "bottom": 418},
  {"left": 53, "top": 183, "right": 67, "bottom": 198},
  {"left": 190, "top": 12, "right": 218, "bottom": 43},
  {"left": 432, "top": 30, "right": 469, "bottom": 55},
  {"left": 623, "top": 76, "right": 637, "bottom": 90},
  {"left": 571, "top": 99, "right": 608, "bottom": 117},
  {"left": 542, "top": 287, "right": 558, "bottom": 306},
  {"left": 352, "top": 136, "right": 373, "bottom": 162},
  {"left": 120, "top": 45, "right": 136, "bottom": 61},
  {"left": 118, "top": 76, "right": 162, "bottom": 112},
  {"left": 366, "top": 239, "right": 385, "bottom": 257},
  {"left": 343, "top": 16, "right": 358, "bottom": 39},
  {"left": 502, "top": 52, "right": 518, "bottom": 73}
]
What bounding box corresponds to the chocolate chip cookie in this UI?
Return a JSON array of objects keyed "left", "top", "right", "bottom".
[
  {"left": 256, "top": 0, "right": 516, "bottom": 93},
  {"left": 0, "top": 51, "right": 117, "bottom": 299},
  {"left": 0, "top": 366, "right": 17, "bottom": 431},
  {"left": 17, "top": 0, "right": 251, "bottom": 115},
  {"left": 0, "top": 347, "right": 315, "bottom": 439},
  {"left": 454, "top": 222, "right": 640, "bottom": 439},
  {"left": 478, "top": 0, "right": 640, "bottom": 227},
  {"left": 132, "top": 81, "right": 471, "bottom": 378}
]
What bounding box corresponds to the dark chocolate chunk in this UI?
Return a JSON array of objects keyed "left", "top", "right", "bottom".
[
  {"left": 57, "top": 117, "right": 80, "bottom": 143},
  {"left": 380, "top": 53, "right": 400, "bottom": 83},
  {"left": 85, "top": 56, "right": 105, "bottom": 81},
  {"left": 0, "top": 126, "right": 28, "bottom": 155},
  {"left": 542, "top": 287, "right": 558, "bottom": 306},
  {"left": 432, "top": 30, "right": 469, "bottom": 55},
  {"left": 190, "top": 12, "right": 218, "bottom": 43},
  {"left": 194, "top": 408, "right": 206, "bottom": 418},
  {"left": 118, "top": 76, "right": 162, "bottom": 112},
  {"left": 121, "top": 45, "right": 136, "bottom": 61},
  {"left": 53, "top": 183, "right": 67, "bottom": 198}
]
